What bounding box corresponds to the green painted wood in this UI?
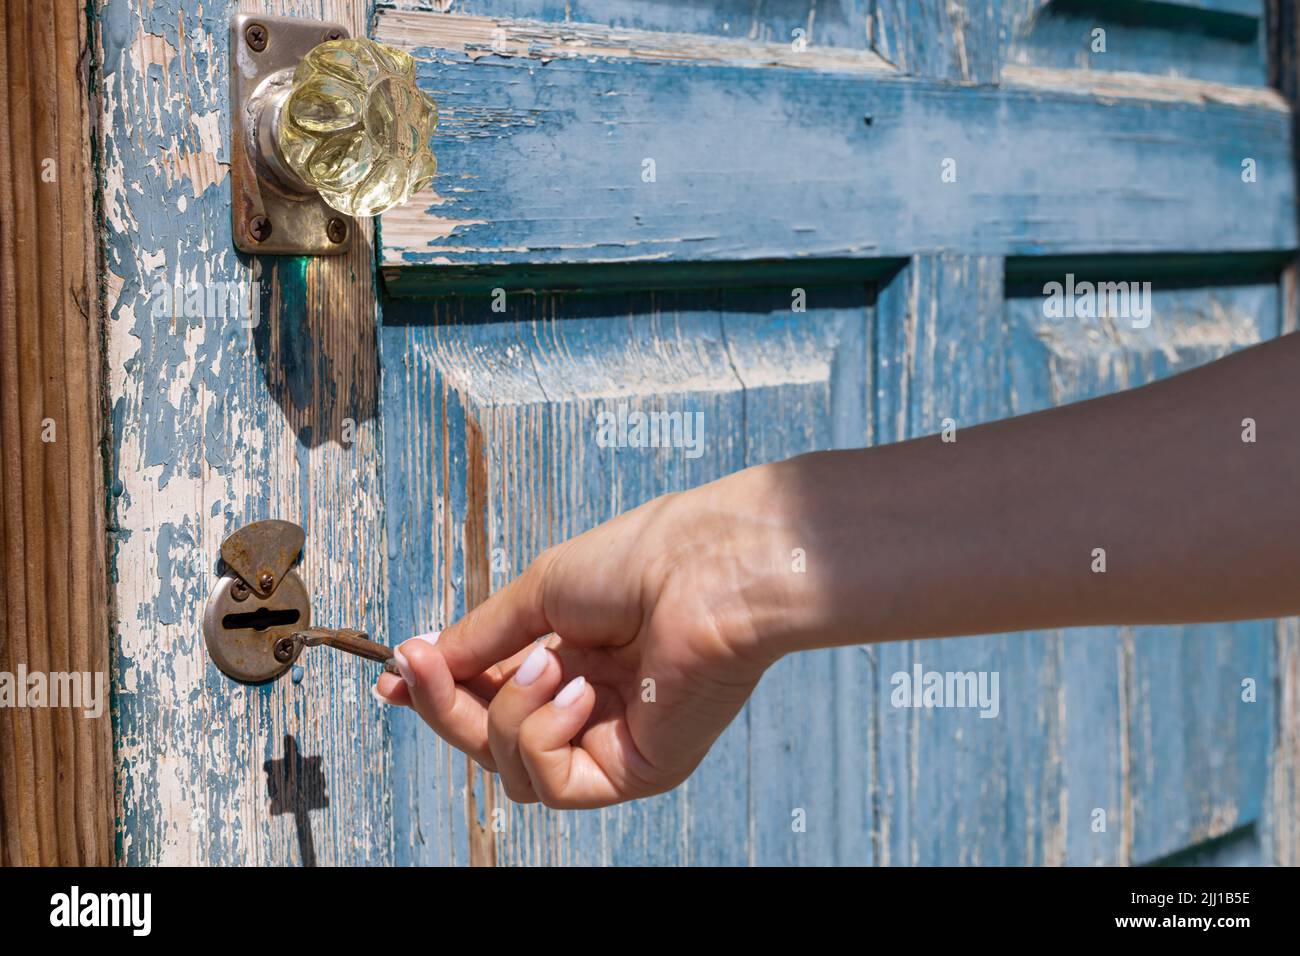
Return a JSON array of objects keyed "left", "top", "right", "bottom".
[
  {"left": 1163, "top": 0, "right": 1262, "bottom": 16},
  {"left": 380, "top": 258, "right": 902, "bottom": 299}
]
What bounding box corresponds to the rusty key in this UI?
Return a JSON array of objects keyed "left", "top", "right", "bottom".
[{"left": 276, "top": 628, "right": 399, "bottom": 676}]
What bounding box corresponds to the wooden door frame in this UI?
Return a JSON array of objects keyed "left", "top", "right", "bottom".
[{"left": 0, "top": 0, "right": 114, "bottom": 865}]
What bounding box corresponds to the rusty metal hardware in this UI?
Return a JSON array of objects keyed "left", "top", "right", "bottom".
[
  {"left": 276, "top": 628, "right": 398, "bottom": 675},
  {"left": 220, "top": 518, "right": 304, "bottom": 600},
  {"left": 204, "top": 520, "right": 396, "bottom": 684}
]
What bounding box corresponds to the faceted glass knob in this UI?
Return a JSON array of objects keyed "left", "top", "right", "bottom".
[{"left": 276, "top": 38, "right": 438, "bottom": 218}]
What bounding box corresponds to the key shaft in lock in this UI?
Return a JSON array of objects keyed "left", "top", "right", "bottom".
[{"left": 276, "top": 628, "right": 399, "bottom": 676}]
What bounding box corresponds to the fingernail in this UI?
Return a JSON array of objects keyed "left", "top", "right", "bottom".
[
  {"left": 370, "top": 684, "right": 391, "bottom": 705},
  {"left": 514, "top": 644, "right": 550, "bottom": 687},
  {"left": 554, "top": 675, "right": 586, "bottom": 708},
  {"left": 412, "top": 631, "right": 440, "bottom": 646},
  {"left": 393, "top": 647, "right": 415, "bottom": 688}
]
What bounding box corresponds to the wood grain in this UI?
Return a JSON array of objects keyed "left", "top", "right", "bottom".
[
  {"left": 383, "top": 269, "right": 1282, "bottom": 865},
  {"left": 374, "top": 2, "right": 1291, "bottom": 867},
  {"left": 374, "top": 9, "right": 1293, "bottom": 286},
  {"left": 99, "top": 0, "right": 391, "bottom": 864},
  {"left": 0, "top": 0, "right": 114, "bottom": 865},
  {"left": 96, "top": 0, "right": 1299, "bottom": 866},
  {"left": 384, "top": 0, "right": 879, "bottom": 51},
  {"left": 874, "top": 0, "right": 1002, "bottom": 82},
  {"left": 1005, "top": 0, "right": 1268, "bottom": 86},
  {"left": 381, "top": 288, "right": 874, "bottom": 864},
  {"left": 1005, "top": 277, "right": 1279, "bottom": 863}
]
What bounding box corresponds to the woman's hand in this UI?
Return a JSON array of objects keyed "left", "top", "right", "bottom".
[{"left": 375, "top": 461, "right": 815, "bottom": 809}]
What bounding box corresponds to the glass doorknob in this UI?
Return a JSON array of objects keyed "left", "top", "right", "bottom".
[{"left": 273, "top": 38, "right": 438, "bottom": 218}]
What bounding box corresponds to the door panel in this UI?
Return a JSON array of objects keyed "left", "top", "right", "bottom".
[
  {"left": 1005, "top": 268, "right": 1279, "bottom": 863},
  {"left": 872, "top": 259, "right": 1279, "bottom": 866},
  {"left": 376, "top": 6, "right": 1293, "bottom": 284},
  {"left": 97, "top": 0, "right": 1299, "bottom": 865},
  {"left": 382, "top": 287, "right": 873, "bottom": 864}
]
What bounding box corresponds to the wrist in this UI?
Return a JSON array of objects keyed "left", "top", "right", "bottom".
[{"left": 686, "top": 451, "right": 872, "bottom": 665}]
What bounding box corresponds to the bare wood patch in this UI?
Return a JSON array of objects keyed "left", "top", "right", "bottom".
[
  {"left": 1004, "top": 63, "right": 1289, "bottom": 110},
  {"left": 375, "top": 10, "right": 896, "bottom": 74}
]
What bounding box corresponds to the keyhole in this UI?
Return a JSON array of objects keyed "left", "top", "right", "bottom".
[{"left": 222, "top": 607, "right": 301, "bottom": 632}]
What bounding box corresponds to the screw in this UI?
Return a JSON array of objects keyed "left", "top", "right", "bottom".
[
  {"left": 326, "top": 218, "right": 348, "bottom": 244},
  {"left": 248, "top": 215, "right": 272, "bottom": 243},
  {"left": 324, "top": 28, "right": 344, "bottom": 41},
  {"left": 245, "top": 22, "right": 267, "bottom": 52},
  {"left": 273, "top": 637, "right": 296, "bottom": 664},
  {"left": 231, "top": 579, "right": 250, "bottom": 602},
  {"left": 258, "top": 571, "right": 275, "bottom": 593}
]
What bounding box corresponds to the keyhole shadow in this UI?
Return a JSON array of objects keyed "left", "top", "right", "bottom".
[{"left": 263, "top": 734, "right": 329, "bottom": 867}]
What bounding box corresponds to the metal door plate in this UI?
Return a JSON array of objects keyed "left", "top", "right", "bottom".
[
  {"left": 220, "top": 518, "right": 305, "bottom": 599},
  {"left": 204, "top": 568, "right": 310, "bottom": 684},
  {"left": 230, "top": 13, "right": 353, "bottom": 255}
]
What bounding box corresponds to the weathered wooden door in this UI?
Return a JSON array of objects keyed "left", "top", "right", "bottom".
[{"left": 103, "top": 0, "right": 1300, "bottom": 864}]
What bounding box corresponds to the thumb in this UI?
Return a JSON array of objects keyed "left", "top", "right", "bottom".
[{"left": 436, "top": 549, "right": 558, "bottom": 681}]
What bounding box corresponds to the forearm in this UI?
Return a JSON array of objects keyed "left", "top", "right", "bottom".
[{"left": 753, "top": 332, "right": 1300, "bottom": 656}]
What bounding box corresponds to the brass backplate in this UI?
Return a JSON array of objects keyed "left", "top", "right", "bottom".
[
  {"left": 204, "top": 569, "right": 310, "bottom": 684},
  {"left": 230, "top": 13, "right": 352, "bottom": 256}
]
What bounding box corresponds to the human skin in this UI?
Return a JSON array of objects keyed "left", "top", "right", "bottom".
[{"left": 376, "top": 331, "right": 1300, "bottom": 809}]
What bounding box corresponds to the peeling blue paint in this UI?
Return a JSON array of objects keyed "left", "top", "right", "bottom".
[{"left": 154, "top": 520, "right": 196, "bottom": 626}]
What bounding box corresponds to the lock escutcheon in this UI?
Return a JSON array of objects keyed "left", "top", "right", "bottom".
[{"left": 203, "top": 565, "right": 310, "bottom": 685}]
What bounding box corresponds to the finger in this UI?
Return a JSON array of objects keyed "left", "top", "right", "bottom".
[
  {"left": 374, "top": 629, "right": 437, "bottom": 706},
  {"left": 377, "top": 633, "right": 552, "bottom": 714},
  {"left": 462, "top": 639, "right": 547, "bottom": 702},
  {"left": 393, "top": 635, "right": 496, "bottom": 770},
  {"left": 518, "top": 677, "right": 623, "bottom": 809},
  {"left": 436, "top": 551, "right": 558, "bottom": 682},
  {"left": 374, "top": 672, "right": 409, "bottom": 706},
  {"left": 487, "top": 643, "right": 564, "bottom": 803}
]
